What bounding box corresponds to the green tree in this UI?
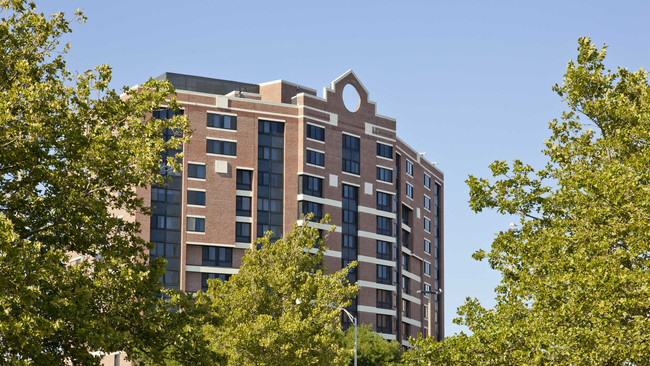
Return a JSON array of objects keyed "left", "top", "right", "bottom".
[
  {"left": 342, "top": 325, "right": 402, "bottom": 366},
  {"left": 200, "top": 217, "right": 358, "bottom": 366},
  {"left": 404, "top": 38, "right": 650, "bottom": 365},
  {"left": 0, "top": 1, "right": 216, "bottom": 364}
]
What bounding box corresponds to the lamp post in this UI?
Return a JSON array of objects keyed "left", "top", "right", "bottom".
[
  {"left": 295, "top": 298, "right": 357, "bottom": 366},
  {"left": 340, "top": 308, "right": 357, "bottom": 366},
  {"left": 418, "top": 288, "right": 442, "bottom": 340}
]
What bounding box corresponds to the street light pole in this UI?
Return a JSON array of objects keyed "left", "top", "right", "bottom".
[
  {"left": 295, "top": 298, "right": 357, "bottom": 366},
  {"left": 341, "top": 308, "right": 357, "bottom": 366},
  {"left": 418, "top": 288, "right": 442, "bottom": 340}
]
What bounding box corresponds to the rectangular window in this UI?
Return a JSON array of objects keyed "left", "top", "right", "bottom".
[
  {"left": 402, "top": 322, "right": 410, "bottom": 339},
  {"left": 236, "top": 169, "right": 253, "bottom": 190},
  {"left": 187, "top": 217, "right": 205, "bottom": 233},
  {"left": 377, "top": 240, "right": 392, "bottom": 260},
  {"left": 299, "top": 201, "right": 323, "bottom": 221},
  {"left": 377, "top": 289, "right": 392, "bottom": 309},
  {"left": 402, "top": 205, "right": 411, "bottom": 226},
  {"left": 301, "top": 175, "right": 323, "bottom": 197},
  {"left": 206, "top": 139, "right": 237, "bottom": 156},
  {"left": 424, "top": 261, "right": 431, "bottom": 275},
  {"left": 424, "top": 283, "right": 432, "bottom": 298},
  {"left": 188, "top": 163, "right": 206, "bottom": 179},
  {"left": 376, "top": 314, "right": 392, "bottom": 334},
  {"left": 376, "top": 142, "right": 393, "bottom": 159},
  {"left": 202, "top": 246, "right": 233, "bottom": 267},
  {"left": 236, "top": 222, "right": 251, "bottom": 242},
  {"left": 236, "top": 196, "right": 251, "bottom": 217},
  {"left": 406, "top": 183, "right": 413, "bottom": 198},
  {"left": 402, "top": 299, "right": 411, "bottom": 318},
  {"left": 402, "top": 229, "right": 410, "bottom": 248},
  {"left": 424, "top": 173, "right": 431, "bottom": 189},
  {"left": 406, "top": 160, "right": 413, "bottom": 176},
  {"left": 207, "top": 113, "right": 237, "bottom": 130},
  {"left": 424, "top": 239, "right": 431, "bottom": 254},
  {"left": 307, "top": 124, "right": 325, "bottom": 141},
  {"left": 376, "top": 216, "right": 392, "bottom": 236},
  {"left": 377, "top": 265, "right": 392, "bottom": 284},
  {"left": 376, "top": 192, "right": 392, "bottom": 212},
  {"left": 187, "top": 190, "right": 205, "bottom": 206},
  {"left": 402, "top": 254, "right": 409, "bottom": 271},
  {"left": 306, "top": 149, "right": 325, "bottom": 167},
  {"left": 402, "top": 276, "right": 410, "bottom": 295},
  {"left": 376, "top": 167, "right": 393, "bottom": 183},
  {"left": 342, "top": 134, "right": 360, "bottom": 175},
  {"left": 201, "top": 273, "right": 231, "bottom": 291},
  {"left": 425, "top": 217, "right": 431, "bottom": 232},
  {"left": 424, "top": 195, "right": 431, "bottom": 210}
]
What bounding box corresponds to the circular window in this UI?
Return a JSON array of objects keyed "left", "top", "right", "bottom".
[{"left": 342, "top": 84, "right": 360, "bottom": 113}]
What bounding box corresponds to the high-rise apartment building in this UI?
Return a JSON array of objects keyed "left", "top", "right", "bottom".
[{"left": 134, "top": 70, "right": 444, "bottom": 344}]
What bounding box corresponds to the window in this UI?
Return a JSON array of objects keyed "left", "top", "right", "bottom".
[
  {"left": 377, "top": 265, "right": 392, "bottom": 284},
  {"left": 206, "top": 139, "right": 237, "bottom": 156},
  {"left": 406, "top": 183, "right": 413, "bottom": 198},
  {"left": 306, "top": 124, "right": 325, "bottom": 141},
  {"left": 376, "top": 314, "right": 392, "bottom": 334},
  {"left": 207, "top": 113, "right": 237, "bottom": 130},
  {"left": 424, "top": 173, "right": 431, "bottom": 189},
  {"left": 342, "top": 134, "right": 360, "bottom": 175},
  {"left": 377, "top": 240, "right": 392, "bottom": 260},
  {"left": 236, "top": 222, "right": 251, "bottom": 242},
  {"left": 402, "top": 205, "right": 411, "bottom": 225},
  {"left": 306, "top": 149, "right": 325, "bottom": 167},
  {"left": 402, "top": 276, "right": 410, "bottom": 295},
  {"left": 299, "top": 201, "right": 323, "bottom": 221},
  {"left": 152, "top": 215, "right": 181, "bottom": 230},
  {"left": 376, "top": 167, "right": 393, "bottom": 183},
  {"left": 406, "top": 160, "right": 413, "bottom": 176},
  {"left": 376, "top": 216, "right": 392, "bottom": 236},
  {"left": 236, "top": 196, "right": 251, "bottom": 216},
  {"left": 187, "top": 190, "right": 205, "bottom": 206},
  {"left": 402, "top": 322, "right": 410, "bottom": 339},
  {"left": 425, "top": 261, "right": 431, "bottom": 275},
  {"left": 424, "top": 239, "right": 431, "bottom": 254},
  {"left": 424, "top": 195, "right": 431, "bottom": 210},
  {"left": 188, "top": 163, "right": 206, "bottom": 179},
  {"left": 402, "top": 254, "right": 409, "bottom": 271},
  {"left": 402, "top": 299, "right": 411, "bottom": 318},
  {"left": 376, "top": 192, "right": 392, "bottom": 212},
  {"left": 377, "top": 143, "right": 393, "bottom": 159},
  {"left": 402, "top": 229, "right": 410, "bottom": 248},
  {"left": 301, "top": 175, "right": 323, "bottom": 197},
  {"left": 377, "top": 289, "right": 392, "bottom": 309},
  {"left": 187, "top": 217, "right": 205, "bottom": 233},
  {"left": 425, "top": 217, "right": 431, "bottom": 232},
  {"left": 424, "top": 283, "right": 432, "bottom": 296},
  {"left": 202, "top": 246, "right": 233, "bottom": 267},
  {"left": 151, "top": 188, "right": 181, "bottom": 203},
  {"left": 236, "top": 169, "right": 252, "bottom": 190},
  {"left": 201, "top": 273, "right": 231, "bottom": 291}
]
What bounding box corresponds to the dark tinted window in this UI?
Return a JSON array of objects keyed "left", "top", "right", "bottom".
[
  {"left": 306, "top": 149, "right": 325, "bottom": 167},
  {"left": 207, "top": 113, "right": 237, "bottom": 130},
  {"left": 306, "top": 124, "right": 325, "bottom": 141},
  {"left": 206, "top": 139, "right": 237, "bottom": 156},
  {"left": 301, "top": 175, "right": 323, "bottom": 197},
  {"left": 342, "top": 134, "right": 360, "bottom": 175},
  {"left": 188, "top": 163, "right": 206, "bottom": 179},
  {"left": 376, "top": 167, "right": 393, "bottom": 183},
  {"left": 376, "top": 143, "right": 393, "bottom": 159},
  {"left": 237, "top": 169, "right": 252, "bottom": 190},
  {"left": 202, "top": 246, "right": 233, "bottom": 267},
  {"left": 187, "top": 190, "right": 206, "bottom": 206},
  {"left": 236, "top": 196, "right": 251, "bottom": 217}
]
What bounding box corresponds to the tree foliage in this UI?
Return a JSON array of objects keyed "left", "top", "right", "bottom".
[
  {"left": 200, "top": 217, "right": 358, "bottom": 366},
  {"left": 342, "top": 325, "right": 401, "bottom": 366},
  {"left": 406, "top": 38, "right": 650, "bottom": 365},
  {"left": 0, "top": 1, "right": 211, "bottom": 364}
]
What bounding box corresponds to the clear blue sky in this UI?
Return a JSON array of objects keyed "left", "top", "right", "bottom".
[{"left": 40, "top": 0, "right": 650, "bottom": 335}]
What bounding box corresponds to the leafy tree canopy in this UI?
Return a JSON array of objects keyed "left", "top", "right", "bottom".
[
  {"left": 0, "top": 1, "right": 213, "bottom": 364},
  {"left": 405, "top": 38, "right": 650, "bottom": 365},
  {"left": 342, "top": 324, "right": 401, "bottom": 366},
  {"left": 200, "top": 217, "right": 358, "bottom": 366}
]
